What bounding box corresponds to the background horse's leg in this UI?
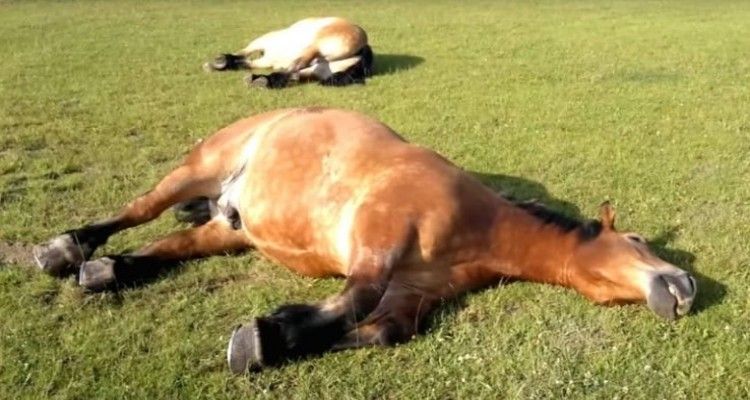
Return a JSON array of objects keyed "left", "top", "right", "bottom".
[
  {"left": 78, "top": 217, "right": 251, "bottom": 290},
  {"left": 297, "top": 56, "right": 365, "bottom": 86},
  {"left": 33, "top": 163, "right": 221, "bottom": 276},
  {"left": 287, "top": 46, "right": 320, "bottom": 73}
]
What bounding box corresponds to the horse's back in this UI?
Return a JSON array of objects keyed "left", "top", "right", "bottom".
[{"left": 252, "top": 17, "right": 367, "bottom": 66}]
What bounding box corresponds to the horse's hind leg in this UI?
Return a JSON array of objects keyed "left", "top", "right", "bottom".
[
  {"left": 78, "top": 216, "right": 251, "bottom": 290},
  {"left": 33, "top": 164, "right": 221, "bottom": 276},
  {"left": 297, "top": 56, "right": 367, "bottom": 86}
]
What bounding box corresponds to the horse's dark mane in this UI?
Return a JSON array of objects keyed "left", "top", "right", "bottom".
[{"left": 510, "top": 198, "right": 603, "bottom": 241}]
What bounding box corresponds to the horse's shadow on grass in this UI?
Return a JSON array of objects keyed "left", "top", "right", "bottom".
[
  {"left": 647, "top": 228, "right": 725, "bottom": 315},
  {"left": 104, "top": 171, "right": 724, "bottom": 318},
  {"left": 373, "top": 53, "right": 424, "bottom": 76}
]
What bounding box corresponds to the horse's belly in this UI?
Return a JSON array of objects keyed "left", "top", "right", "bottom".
[
  {"left": 239, "top": 194, "right": 355, "bottom": 278},
  {"left": 242, "top": 213, "right": 347, "bottom": 278},
  {"left": 253, "top": 241, "right": 345, "bottom": 278}
]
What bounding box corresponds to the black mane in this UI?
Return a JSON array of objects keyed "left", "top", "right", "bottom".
[{"left": 511, "top": 199, "right": 602, "bottom": 240}]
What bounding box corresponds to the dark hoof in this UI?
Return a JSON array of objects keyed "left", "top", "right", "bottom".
[
  {"left": 245, "top": 74, "right": 269, "bottom": 88},
  {"left": 204, "top": 55, "right": 227, "bottom": 72},
  {"left": 33, "top": 234, "right": 90, "bottom": 276},
  {"left": 245, "top": 73, "right": 291, "bottom": 89},
  {"left": 173, "top": 197, "right": 214, "bottom": 226},
  {"left": 227, "top": 322, "right": 263, "bottom": 374},
  {"left": 79, "top": 257, "right": 116, "bottom": 291},
  {"left": 205, "top": 53, "right": 245, "bottom": 72},
  {"left": 227, "top": 318, "right": 287, "bottom": 374}
]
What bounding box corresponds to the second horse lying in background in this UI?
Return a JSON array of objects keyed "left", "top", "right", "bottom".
[{"left": 204, "top": 17, "right": 374, "bottom": 88}]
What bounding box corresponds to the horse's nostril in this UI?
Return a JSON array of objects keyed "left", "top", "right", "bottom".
[
  {"left": 662, "top": 274, "right": 695, "bottom": 298},
  {"left": 646, "top": 273, "right": 696, "bottom": 319}
]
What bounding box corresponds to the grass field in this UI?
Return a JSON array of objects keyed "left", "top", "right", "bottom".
[{"left": 1, "top": 0, "right": 749, "bottom": 398}]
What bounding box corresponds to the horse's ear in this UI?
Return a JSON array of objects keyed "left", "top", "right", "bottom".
[{"left": 599, "top": 201, "right": 616, "bottom": 231}]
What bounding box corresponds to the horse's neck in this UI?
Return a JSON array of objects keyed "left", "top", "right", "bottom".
[{"left": 486, "top": 207, "right": 579, "bottom": 286}]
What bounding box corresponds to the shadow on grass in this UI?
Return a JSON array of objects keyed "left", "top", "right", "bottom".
[
  {"left": 648, "top": 227, "right": 726, "bottom": 315},
  {"left": 373, "top": 53, "right": 425, "bottom": 76},
  {"left": 471, "top": 171, "right": 583, "bottom": 218}
]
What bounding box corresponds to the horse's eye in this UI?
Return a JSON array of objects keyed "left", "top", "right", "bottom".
[{"left": 626, "top": 234, "right": 646, "bottom": 244}]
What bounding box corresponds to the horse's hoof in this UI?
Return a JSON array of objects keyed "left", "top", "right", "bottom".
[
  {"left": 266, "top": 73, "right": 290, "bottom": 89},
  {"left": 245, "top": 74, "right": 269, "bottom": 89},
  {"left": 205, "top": 54, "right": 229, "bottom": 72},
  {"left": 227, "top": 322, "right": 264, "bottom": 374},
  {"left": 33, "top": 234, "right": 88, "bottom": 276},
  {"left": 79, "top": 257, "right": 116, "bottom": 291},
  {"left": 227, "top": 317, "right": 287, "bottom": 374}
]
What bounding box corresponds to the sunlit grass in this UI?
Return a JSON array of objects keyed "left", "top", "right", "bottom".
[{"left": 1, "top": 1, "right": 749, "bottom": 398}]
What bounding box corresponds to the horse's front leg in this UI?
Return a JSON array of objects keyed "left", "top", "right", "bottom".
[
  {"left": 33, "top": 163, "right": 220, "bottom": 276},
  {"left": 227, "top": 213, "right": 416, "bottom": 373},
  {"left": 78, "top": 216, "right": 251, "bottom": 291},
  {"left": 332, "top": 281, "right": 440, "bottom": 351},
  {"left": 227, "top": 258, "right": 389, "bottom": 373},
  {"left": 203, "top": 48, "right": 263, "bottom": 72}
]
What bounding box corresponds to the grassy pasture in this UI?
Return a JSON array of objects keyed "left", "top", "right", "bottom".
[{"left": 1, "top": 1, "right": 749, "bottom": 398}]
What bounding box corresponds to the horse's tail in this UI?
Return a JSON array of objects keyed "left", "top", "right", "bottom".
[{"left": 358, "top": 44, "right": 374, "bottom": 77}]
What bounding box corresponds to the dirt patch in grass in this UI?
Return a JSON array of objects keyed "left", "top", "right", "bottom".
[{"left": 0, "top": 241, "right": 35, "bottom": 268}]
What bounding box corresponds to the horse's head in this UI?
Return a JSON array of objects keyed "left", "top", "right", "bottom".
[{"left": 568, "top": 202, "right": 696, "bottom": 320}]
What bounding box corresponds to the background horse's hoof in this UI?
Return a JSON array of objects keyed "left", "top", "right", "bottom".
[
  {"left": 245, "top": 74, "right": 269, "bottom": 89},
  {"left": 79, "top": 257, "right": 116, "bottom": 291},
  {"left": 33, "top": 234, "right": 88, "bottom": 276},
  {"left": 205, "top": 54, "right": 229, "bottom": 72},
  {"left": 245, "top": 73, "right": 290, "bottom": 90}
]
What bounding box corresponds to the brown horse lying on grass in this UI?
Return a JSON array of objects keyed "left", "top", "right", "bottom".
[
  {"left": 204, "top": 17, "right": 373, "bottom": 88},
  {"left": 33, "top": 108, "right": 697, "bottom": 373}
]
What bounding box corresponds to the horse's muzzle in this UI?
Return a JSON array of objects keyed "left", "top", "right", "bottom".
[{"left": 646, "top": 272, "right": 697, "bottom": 320}]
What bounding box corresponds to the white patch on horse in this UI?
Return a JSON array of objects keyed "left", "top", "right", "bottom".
[
  {"left": 334, "top": 199, "right": 358, "bottom": 271},
  {"left": 218, "top": 111, "right": 295, "bottom": 225}
]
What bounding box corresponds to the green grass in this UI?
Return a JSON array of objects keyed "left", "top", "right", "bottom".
[{"left": 1, "top": 0, "right": 749, "bottom": 398}]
